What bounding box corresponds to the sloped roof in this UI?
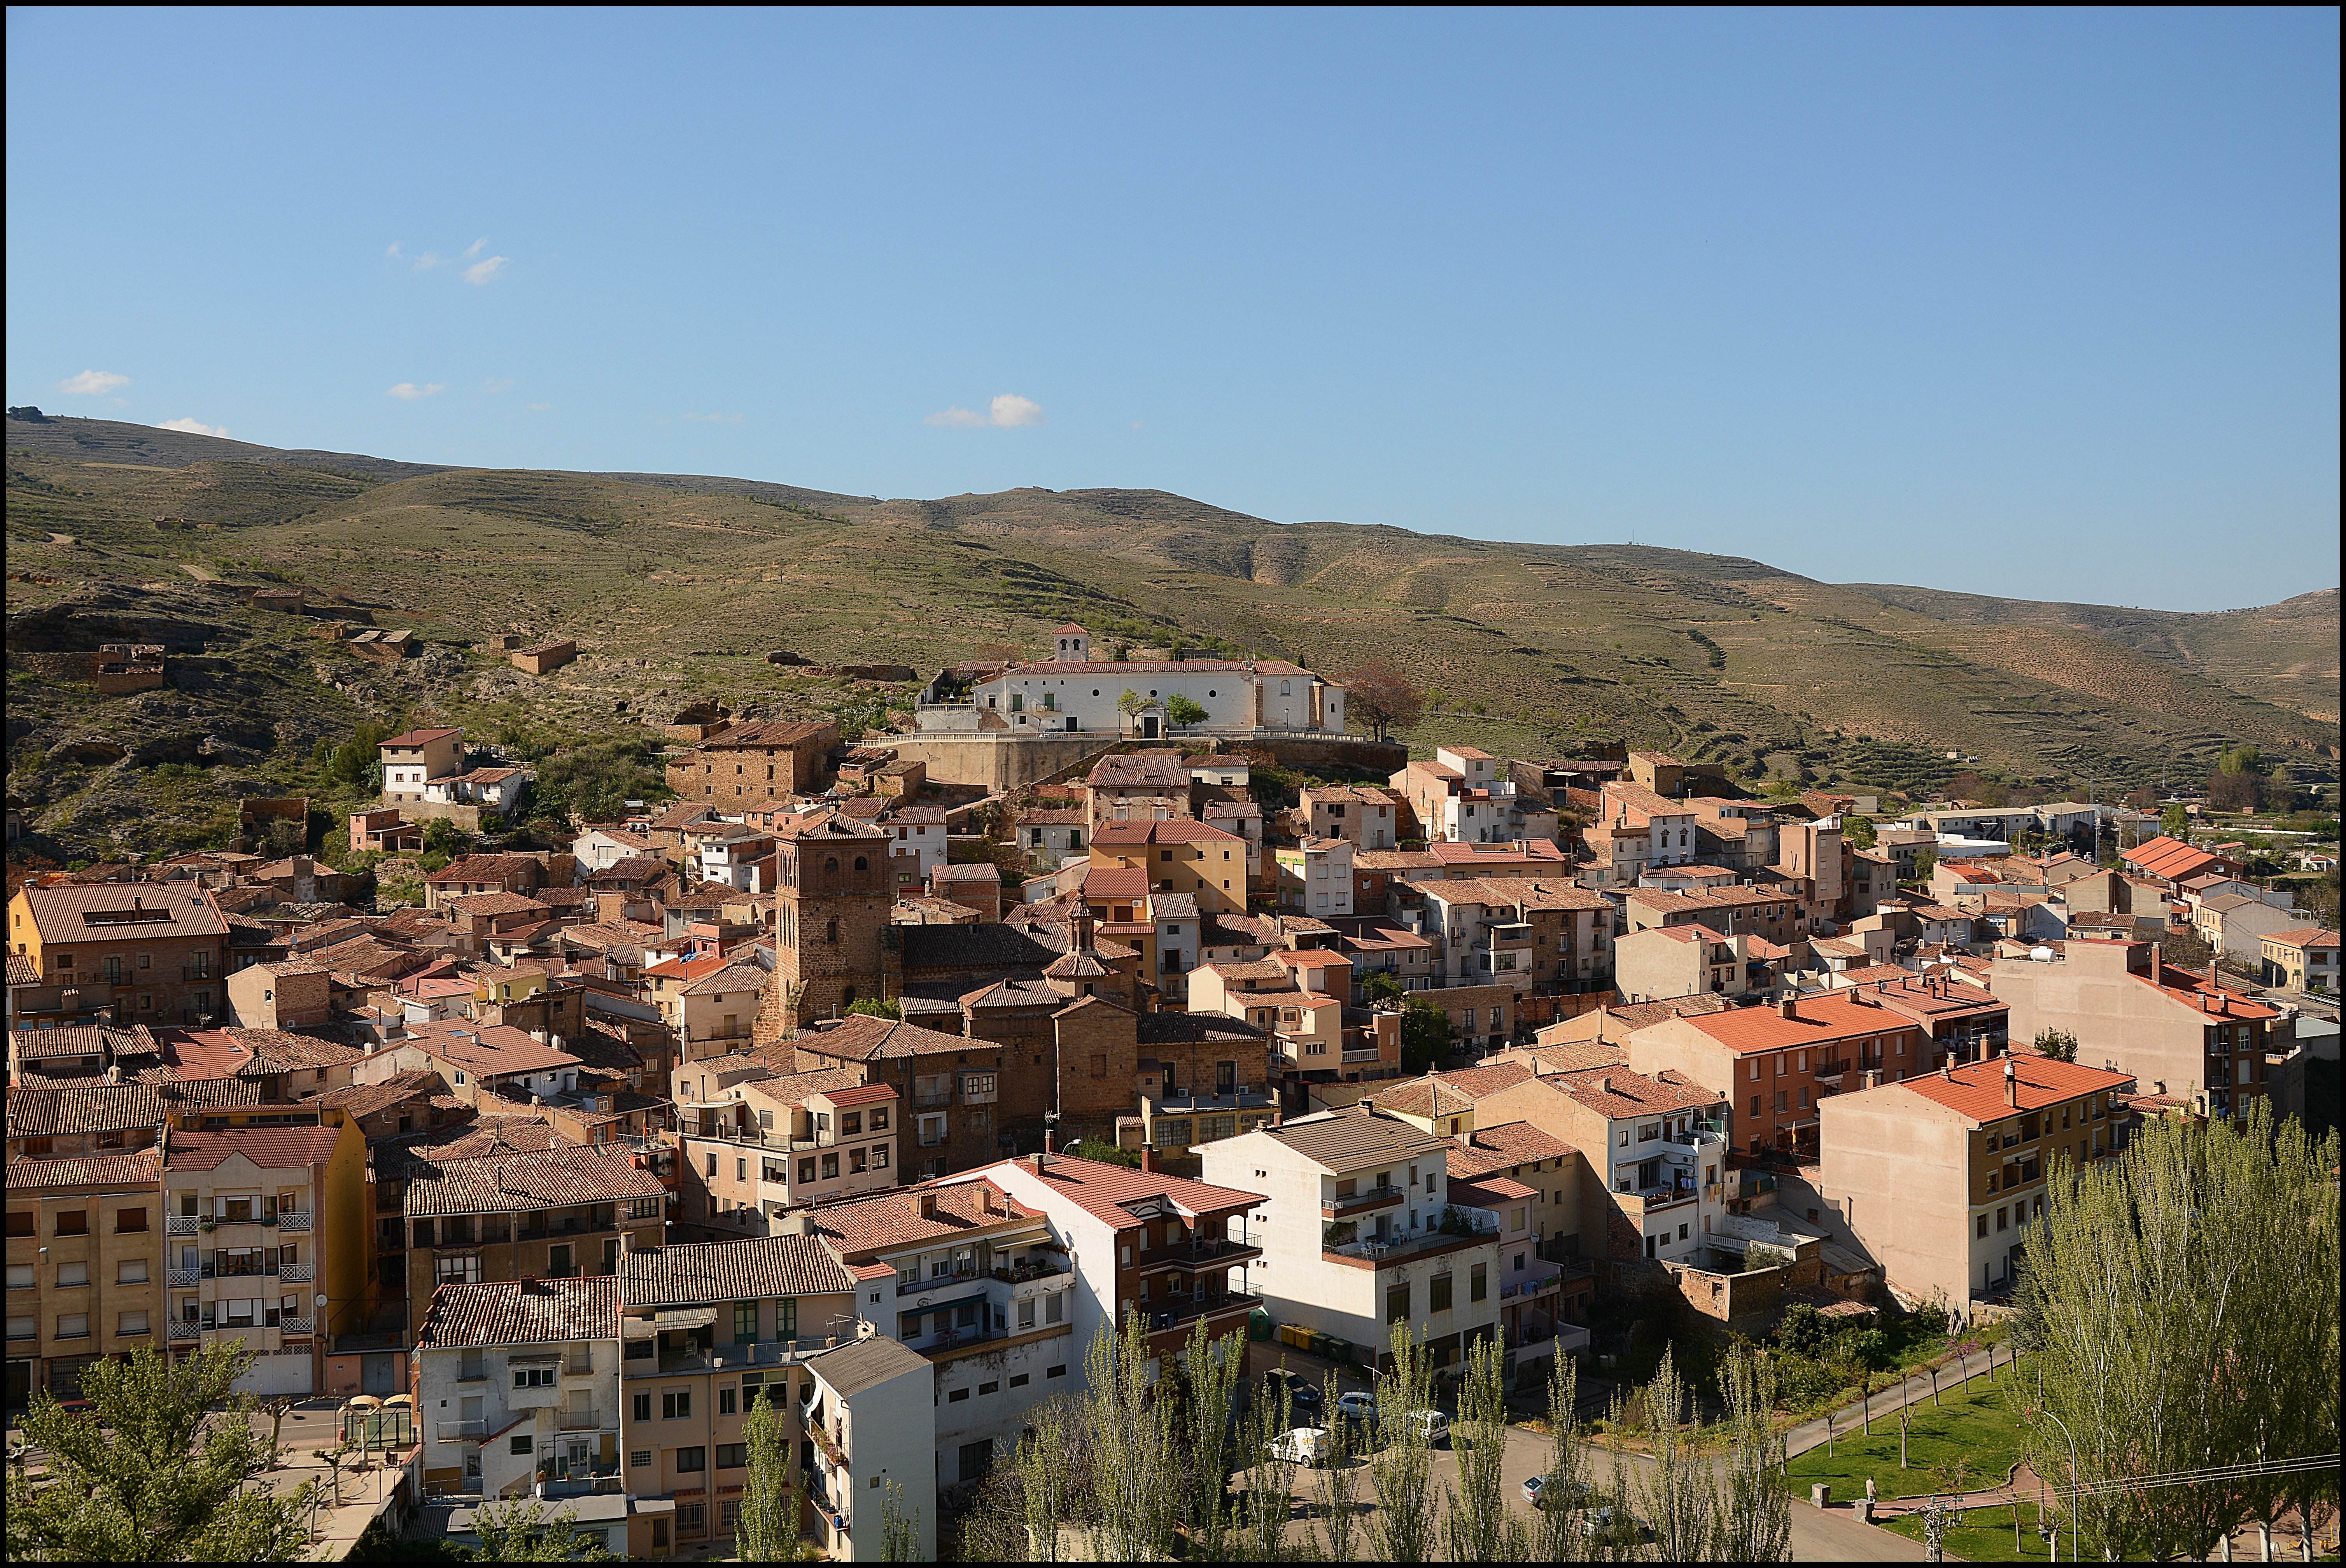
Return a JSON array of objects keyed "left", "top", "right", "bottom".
[
  {"left": 6, "top": 1149, "right": 163, "bottom": 1189},
  {"left": 1001, "top": 1151, "right": 1262, "bottom": 1228},
  {"left": 622, "top": 1235, "right": 854, "bottom": 1307},
  {"left": 807, "top": 1181, "right": 1035, "bottom": 1256},
  {"left": 5, "top": 1083, "right": 168, "bottom": 1138},
  {"left": 18, "top": 881, "right": 227, "bottom": 942},
  {"left": 793, "top": 1013, "right": 977, "bottom": 1062},
  {"left": 418, "top": 1277, "right": 620, "bottom": 1348},
  {"left": 163, "top": 1125, "right": 345, "bottom": 1171},
  {"left": 1374, "top": 1061, "right": 1534, "bottom": 1120},
  {"left": 1262, "top": 1105, "right": 1450, "bottom": 1170},
  {"left": 404, "top": 1143, "right": 664, "bottom": 1216},
  {"left": 1548, "top": 1066, "right": 1725, "bottom": 1120},
  {"left": 1894, "top": 1054, "right": 2136, "bottom": 1125},
  {"left": 1652, "top": 990, "right": 1926, "bottom": 1055},
  {"left": 1441, "top": 1121, "right": 1576, "bottom": 1179}
]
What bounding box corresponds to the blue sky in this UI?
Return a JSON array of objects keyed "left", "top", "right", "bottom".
[{"left": 6, "top": 9, "right": 2336, "bottom": 612}]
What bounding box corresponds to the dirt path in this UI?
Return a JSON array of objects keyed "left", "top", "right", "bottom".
[
  {"left": 183, "top": 562, "right": 221, "bottom": 582},
  {"left": 1783, "top": 1341, "right": 2016, "bottom": 1460}
]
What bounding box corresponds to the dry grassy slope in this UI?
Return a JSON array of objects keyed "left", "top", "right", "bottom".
[{"left": 7, "top": 417, "right": 2335, "bottom": 821}]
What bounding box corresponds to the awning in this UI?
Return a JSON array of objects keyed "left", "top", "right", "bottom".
[{"left": 899, "top": 1293, "right": 986, "bottom": 1321}]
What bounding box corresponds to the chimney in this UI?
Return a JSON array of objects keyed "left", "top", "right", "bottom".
[
  {"left": 1043, "top": 1128, "right": 1056, "bottom": 1155},
  {"left": 2003, "top": 1055, "right": 2018, "bottom": 1108},
  {"left": 1596, "top": 1076, "right": 1612, "bottom": 1095},
  {"left": 1779, "top": 996, "right": 1798, "bottom": 1020},
  {"left": 1140, "top": 1146, "right": 1155, "bottom": 1174},
  {"left": 1360, "top": 1096, "right": 1377, "bottom": 1117},
  {"left": 1940, "top": 1057, "right": 1954, "bottom": 1080},
  {"left": 917, "top": 1191, "right": 937, "bottom": 1220}
]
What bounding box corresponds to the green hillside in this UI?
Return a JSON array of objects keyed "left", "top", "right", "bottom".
[{"left": 6, "top": 414, "right": 2337, "bottom": 859}]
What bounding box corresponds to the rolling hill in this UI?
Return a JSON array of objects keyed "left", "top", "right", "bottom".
[{"left": 6, "top": 413, "right": 2337, "bottom": 859}]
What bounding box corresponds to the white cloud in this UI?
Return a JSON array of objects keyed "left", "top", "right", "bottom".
[
  {"left": 463, "top": 256, "right": 509, "bottom": 285},
  {"left": 525, "top": 402, "right": 550, "bottom": 411},
  {"left": 988, "top": 394, "right": 1045, "bottom": 427},
  {"left": 925, "top": 406, "right": 989, "bottom": 428},
  {"left": 462, "top": 238, "right": 488, "bottom": 261},
  {"left": 386, "top": 242, "right": 403, "bottom": 259},
  {"left": 59, "top": 369, "right": 130, "bottom": 396},
  {"left": 386, "top": 382, "right": 446, "bottom": 401},
  {"left": 683, "top": 412, "right": 744, "bottom": 424},
  {"left": 482, "top": 377, "right": 516, "bottom": 394},
  {"left": 413, "top": 252, "right": 445, "bottom": 271},
  {"left": 156, "top": 417, "right": 229, "bottom": 438}
]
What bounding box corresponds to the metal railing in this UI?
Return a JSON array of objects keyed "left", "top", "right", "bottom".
[
  {"left": 559, "top": 1407, "right": 605, "bottom": 1431},
  {"left": 168, "top": 1321, "right": 201, "bottom": 1341},
  {"left": 280, "top": 1317, "right": 315, "bottom": 1336},
  {"left": 279, "top": 1263, "right": 314, "bottom": 1284},
  {"left": 277, "top": 1212, "right": 311, "bottom": 1233},
  {"left": 166, "top": 1216, "right": 198, "bottom": 1236},
  {"left": 436, "top": 1419, "right": 488, "bottom": 1442},
  {"left": 167, "top": 1267, "right": 200, "bottom": 1287}
]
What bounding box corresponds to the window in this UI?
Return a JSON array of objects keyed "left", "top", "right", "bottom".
[
  {"left": 979, "top": 1381, "right": 1000, "bottom": 1396},
  {"left": 734, "top": 1301, "right": 759, "bottom": 1341},
  {"left": 511, "top": 1435, "right": 535, "bottom": 1456},
  {"left": 4, "top": 1264, "right": 29, "bottom": 1290},
  {"left": 5, "top": 1214, "right": 31, "bottom": 1239},
  {"left": 1429, "top": 1273, "right": 1453, "bottom": 1312},
  {"left": 114, "top": 1208, "right": 149, "bottom": 1234},
  {"left": 1995, "top": 1208, "right": 2008, "bottom": 1233},
  {"left": 5, "top": 1317, "right": 32, "bottom": 1340},
  {"left": 664, "top": 1390, "right": 692, "bottom": 1420},
  {"left": 799, "top": 1158, "right": 816, "bottom": 1183},
  {"left": 1977, "top": 1215, "right": 1989, "bottom": 1239},
  {"left": 119, "top": 1310, "right": 149, "bottom": 1336},
  {"left": 633, "top": 1393, "right": 652, "bottom": 1423},
  {"left": 870, "top": 1108, "right": 889, "bottom": 1132},
  {"left": 57, "top": 1314, "right": 89, "bottom": 1339},
  {"left": 515, "top": 1366, "right": 556, "bottom": 1389},
  {"left": 1470, "top": 1262, "right": 1488, "bottom": 1302},
  {"left": 948, "top": 1388, "right": 970, "bottom": 1403},
  {"left": 57, "top": 1262, "right": 88, "bottom": 1288},
  {"left": 717, "top": 1444, "right": 748, "bottom": 1469},
  {"left": 719, "top": 1387, "right": 737, "bottom": 1416},
  {"left": 677, "top": 1446, "right": 706, "bottom": 1472},
  {"left": 1047, "top": 1363, "right": 1067, "bottom": 1378},
  {"left": 631, "top": 1449, "right": 653, "bottom": 1468},
  {"left": 54, "top": 1211, "right": 87, "bottom": 1237}
]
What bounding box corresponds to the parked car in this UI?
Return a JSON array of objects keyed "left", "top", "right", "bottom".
[
  {"left": 1269, "top": 1427, "right": 1333, "bottom": 1468},
  {"left": 1261, "top": 1368, "right": 1325, "bottom": 1416},
  {"left": 1522, "top": 1474, "right": 1598, "bottom": 1510},
  {"left": 1405, "top": 1408, "right": 1451, "bottom": 1447},
  {"left": 1578, "top": 1505, "right": 1651, "bottom": 1545},
  {"left": 1332, "top": 1390, "right": 1378, "bottom": 1425}
]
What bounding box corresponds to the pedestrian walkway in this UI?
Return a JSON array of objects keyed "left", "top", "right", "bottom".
[{"left": 1782, "top": 1340, "right": 2015, "bottom": 1460}]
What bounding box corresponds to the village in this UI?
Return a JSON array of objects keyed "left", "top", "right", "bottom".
[{"left": 5, "top": 619, "right": 2337, "bottom": 1560}]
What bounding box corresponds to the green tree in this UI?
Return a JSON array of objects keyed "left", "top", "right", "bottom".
[
  {"left": 1367, "top": 1322, "right": 1438, "bottom": 1562},
  {"left": 1012, "top": 1400, "right": 1075, "bottom": 1564},
  {"left": 1063, "top": 1137, "right": 1142, "bottom": 1168},
  {"left": 1534, "top": 1349, "right": 1592, "bottom": 1563},
  {"left": 1842, "top": 814, "right": 1877, "bottom": 850},
  {"left": 1313, "top": 1370, "right": 1365, "bottom": 1563},
  {"left": 1630, "top": 1347, "right": 1714, "bottom": 1561},
  {"left": 468, "top": 1497, "right": 618, "bottom": 1561},
  {"left": 1116, "top": 690, "right": 1147, "bottom": 718},
  {"left": 4, "top": 1340, "right": 315, "bottom": 1563},
  {"left": 1713, "top": 1342, "right": 1793, "bottom": 1562},
  {"left": 1361, "top": 970, "right": 1407, "bottom": 1007},
  {"left": 2161, "top": 802, "right": 2192, "bottom": 841},
  {"left": 422, "top": 817, "right": 466, "bottom": 858},
  {"left": 734, "top": 1386, "right": 798, "bottom": 1561},
  {"left": 2031, "top": 1027, "right": 2079, "bottom": 1063},
  {"left": 1237, "top": 1368, "right": 1299, "bottom": 1561},
  {"left": 1399, "top": 996, "right": 1450, "bottom": 1075},
  {"left": 1171, "top": 1320, "right": 1245, "bottom": 1561},
  {"left": 844, "top": 997, "right": 902, "bottom": 1020},
  {"left": 1442, "top": 1330, "right": 1530, "bottom": 1561},
  {"left": 2015, "top": 1098, "right": 2339, "bottom": 1560},
  {"left": 1164, "top": 694, "right": 1208, "bottom": 728},
  {"left": 1079, "top": 1312, "right": 1179, "bottom": 1561},
  {"left": 876, "top": 1480, "right": 924, "bottom": 1562},
  {"left": 1340, "top": 662, "right": 1425, "bottom": 742}
]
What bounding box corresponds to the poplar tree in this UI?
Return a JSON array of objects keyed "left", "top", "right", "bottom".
[
  {"left": 1236, "top": 1374, "right": 1299, "bottom": 1561},
  {"left": 1534, "top": 1351, "right": 1591, "bottom": 1564},
  {"left": 734, "top": 1390, "right": 798, "bottom": 1561},
  {"left": 1174, "top": 1319, "right": 1247, "bottom": 1560},
  {"left": 1712, "top": 1342, "right": 1793, "bottom": 1563},
  {"left": 1014, "top": 1400, "right": 1076, "bottom": 1563},
  {"left": 1313, "top": 1371, "right": 1365, "bottom": 1564},
  {"left": 1365, "top": 1322, "right": 1438, "bottom": 1563},
  {"left": 1442, "top": 1330, "right": 1529, "bottom": 1561},
  {"left": 1080, "top": 1311, "right": 1180, "bottom": 1561},
  {"left": 1630, "top": 1347, "right": 1714, "bottom": 1561}
]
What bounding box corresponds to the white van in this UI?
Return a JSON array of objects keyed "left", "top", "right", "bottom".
[
  {"left": 1270, "top": 1427, "right": 1333, "bottom": 1468},
  {"left": 1406, "top": 1408, "right": 1451, "bottom": 1447}
]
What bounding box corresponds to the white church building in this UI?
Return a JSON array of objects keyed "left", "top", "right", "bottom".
[{"left": 915, "top": 624, "right": 1347, "bottom": 740}]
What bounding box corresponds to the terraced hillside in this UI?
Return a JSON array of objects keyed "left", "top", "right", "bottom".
[{"left": 6, "top": 414, "right": 2336, "bottom": 858}]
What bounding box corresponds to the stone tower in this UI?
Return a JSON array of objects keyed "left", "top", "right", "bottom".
[{"left": 763, "top": 810, "right": 893, "bottom": 1037}]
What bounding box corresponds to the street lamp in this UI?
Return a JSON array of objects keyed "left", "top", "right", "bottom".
[{"left": 2036, "top": 1404, "right": 2082, "bottom": 1563}]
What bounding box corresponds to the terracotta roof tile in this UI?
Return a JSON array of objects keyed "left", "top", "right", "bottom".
[
  {"left": 404, "top": 1144, "right": 664, "bottom": 1216},
  {"left": 5, "top": 1083, "right": 168, "bottom": 1138},
  {"left": 807, "top": 1181, "right": 1036, "bottom": 1257},
  {"left": 985, "top": 1152, "right": 1262, "bottom": 1229},
  {"left": 5, "top": 1149, "right": 163, "bottom": 1188},
  {"left": 622, "top": 1236, "right": 854, "bottom": 1307},
  {"left": 1890, "top": 1054, "right": 2135, "bottom": 1124},
  {"left": 1441, "top": 1122, "right": 1576, "bottom": 1179},
  {"left": 418, "top": 1277, "right": 621, "bottom": 1348},
  {"left": 163, "top": 1125, "right": 346, "bottom": 1171}
]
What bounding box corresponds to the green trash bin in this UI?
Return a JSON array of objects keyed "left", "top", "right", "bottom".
[
  {"left": 1311, "top": 1332, "right": 1335, "bottom": 1360},
  {"left": 1250, "top": 1309, "right": 1272, "bottom": 1342},
  {"left": 1324, "top": 1337, "right": 1351, "bottom": 1366}
]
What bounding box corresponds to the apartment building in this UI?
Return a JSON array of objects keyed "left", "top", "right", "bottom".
[
  {"left": 5, "top": 1149, "right": 164, "bottom": 1408},
  {"left": 680, "top": 1076, "right": 901, "bottom": 1236},
  {"left": 1574, "top": 781, "right": 1698, "bottom": 891},
  {"left": 1854, "top": 973, "right": 2010, "bottom": 1064},
  {"left": 1626, "top": 990, "right": 1929, "bottom": 1158},
  {"left": 394, "top": 1143, "right": 669, "bottom": 1341},
  {"left": 1201, "top": 1108, "right": 1500, "bottom": 1374},
  {"left": 810, "top": 1181, "right": 1076, "bottom": 1488},
  {"left": 160, "top": 1122, "right": 368, "bottom": 1396},
  {"left": 1613, "top": 923, "right": 1762, "bottom": 1004},
  {"left": 1623, "top": 885, "right": 1797, "bottom": 945},
  {"left": 644, "top": 954, "right": 767, "bottom": 1059},
  {"left": 1189, "top": 957, "right": 1347, "bottom": 1079},
  {"left": 1087, "top": 819, "right": 1249, "bottom": 915},
  {"left": 1987, "top": 938, "right": 2279, "bottom": 1117},
  {"left": 1275, "top": 838, "right": 1357, "bottom": 920},
  {"left": 800, "top": 1333, "right": 937, "bottom": 1561},
  {"left": 1299, "top": 786, "right": 1399, "bottom": 851},
  {"left": 1817, "top": 1053, "right": 2134, "bottom": 1315},
  {"left": 1440, "top": 1120, "right": 1591, "bottom": 1314},
  {"left": 416, "top": 1277, "right": 637, "bottom": 1531},
  {"left": 9, "top": 878, "right": 229, "bottom": 1026},
  {"left": 1399, "top": 876, "right": 1614, "bottom": 993},
  {"left": 972, "top": 1150, "right": 1265, "bottom": 1380},
  {"left": 1082, "top": 749, "right": 1196, "bottom": 836},
  {"left": 791, "top": 1014, "right": 1009, "bottom": 1179},
  {"left": 616, "top": 1235, "right": 860, "bottom": 1553},
  {"left": 1475, "top": 1066, "right": 1728, "bottom": 1268},
  {"left": 1392, "top": 747, "right": 1558, "bottom": 846}
]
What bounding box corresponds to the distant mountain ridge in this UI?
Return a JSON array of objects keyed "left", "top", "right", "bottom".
[{"left": 7, "top": 416, "right": 2337, "bottom": 844}]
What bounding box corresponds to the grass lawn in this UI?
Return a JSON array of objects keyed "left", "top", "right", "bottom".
[
  {"left": 1784, "top": 1362, "right": 2031, "bottom": 1503},
  {"left": 1884, "top": 1498, "right": 2063, "bottom": 1562}
]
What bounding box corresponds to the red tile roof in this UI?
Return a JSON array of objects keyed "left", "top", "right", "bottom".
[
  {"left": 163, "top": 1125, "right": 346, "bottom": 1171},
  {"left": 621, "top": 1235, "right": 854, "bottom": 1306},
  {"left": 1652, "top": 990, "right": 1926, "bottom": 1055},
  {"left": 806, "top": 1181, "right": 1035, "bottom": 1257},
  {"left": 1893, "top": 1054, "right": 2135, "bottom": 1124},
  {"left": 1092, "top": 819, "right": 1247, "bottom": 847},
  {"left": 1548, "top": 1066, "right": 1725, "bottom": 1120},
  {"left": 792, "top": 1013, "right": 976, "bottom": 1062},
  {"left": 991, "top": 1152, "right": 1263, "bottom": 1228},
  {"left": 381, "top": 726, "right": 462, "bottom": 749},
  {"left": 2265, "top": 928, "right": 2339, "bottom": 949},
  {"left": 1441, "top": 1121, "right": 1576, "bottom": 1178},
  {"left": 6, "top": 1149, "right": 163, "bottom": 1188},
  {"left": 418, "top": 1276, "right": 620, "bottom": 1348}
]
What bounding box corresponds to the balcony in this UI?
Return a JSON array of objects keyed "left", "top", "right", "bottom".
[
  {"left": 436, "top": 1419, "right": 488, "bottom": 1442},
  {"left": 1500, "top": 1272, "right": 1563, "bottom": 1300},
  {"left": 168, "top": 1267, "right": 201, "bottom": 1287},
  {"left": 166, "top": 1216, "right": 199, "bottom": 1237},
  {"left": 559, "top": 1406, "right": 608, "bottom": 1432},
  {"left": 168, "top": 1321, "right": 201, "bottom": 1342},
  {"left": 280, "top": 1317, "right": 315, "bottom": 1336},
  {"left": 1138, "top": 1284, "right": 1263, "bottom": 1340},
  {"left": 900, "top": 1268, "right": 983, "bottom": 1298},
  {"left": 1129, "top": 1236, "right": 1261, "bottom": 1276},
  {"left": 277, "top": 1211, "right": 312, "bottom": 1234},
  {"left": 279, "top": 1262, "right": 314, "bottom": 1284},
  {"left": 1322, "top": 1185, "right": 1404, "bottom": 1219},
  {"left": 912, "top": 1090, "right": 954, "bottom": 1110}
]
